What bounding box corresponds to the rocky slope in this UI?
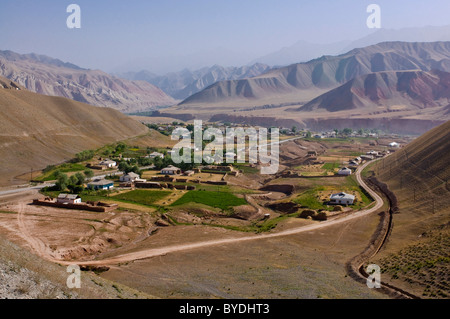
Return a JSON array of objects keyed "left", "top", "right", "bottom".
[
  {"left": 297, "top": 70, "right": 450, "bottom": 112},
  {"left": 0, "top": 50, "right": 176, "bottom": 113}
]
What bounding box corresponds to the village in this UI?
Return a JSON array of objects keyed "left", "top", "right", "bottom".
[{"left": 30, "top": 122, "right": 405, "bottom": 230}]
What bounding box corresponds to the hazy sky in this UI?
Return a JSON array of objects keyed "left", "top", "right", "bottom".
[{"left": 1, "top": 0, "right": 449, "bottom": 74}]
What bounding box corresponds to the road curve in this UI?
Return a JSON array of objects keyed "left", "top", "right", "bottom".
[{"left": 56, "top": 159, "right": 384, "bottom": 266}]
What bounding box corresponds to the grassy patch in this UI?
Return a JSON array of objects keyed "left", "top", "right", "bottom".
[
  {"left": 0, "top": 210, "right": 17, "bottom": 215},
  {"left": 171, "top": 191, "right": 247, "bottom": 210},
  {"left": 321, "top": 162, "right": 339, "bottom": 171},
  {"left": 232, "top": 163, "right": 259, "bottom": 174},
  {"left": 111, "top": 190, "right": 171, "bottom": 206},
  {"left": 35, "top": 163, "right": 86, "bottom": 181},
  {"left": 293, "top": 187, "right": 327, "bottom": 210},
  {"left": 203, "top": 212, "right": 301, "bottom": 233}
]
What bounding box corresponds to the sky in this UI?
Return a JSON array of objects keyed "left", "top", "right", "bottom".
[{"left": 1, "top": 0, "right": 449, "bottom": 74}]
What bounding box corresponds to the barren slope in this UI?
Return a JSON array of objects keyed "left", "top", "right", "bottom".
[
  {"left": 368, "top": 121, "right": 450, "bottom": 297},
  {"left": 0, "top": 78, "right": 167, "bottom": 186},
  {"left": 297, "top": 70, "right": 450, "bottom": 112}
]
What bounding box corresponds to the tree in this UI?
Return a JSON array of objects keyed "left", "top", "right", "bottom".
[
  {"left": 186, "top": 124, "right": 194, "bottom": 132},
  {"left": 73, "top": 150, "right": 94, "bottom": 163},
  {"left": 342, "top": 128, "right": 353, "bottom": 136},
  {"left": 291, "top": 126, "right": 297, "bottom": 133},
  {"left": 305, "top": 131, "right": 312, "bottom": 138},
  {"left": 69, "top": 174, "right": 79, "bottom": 186},
  {"left": 55, "top": 173, "right": 69, "bottom": 191},
  {"left": 84, "top": 169, "right": 94, "bottom": 178},
  {"left": 75, "top": 172, "right": 85, "bottom": 185}
]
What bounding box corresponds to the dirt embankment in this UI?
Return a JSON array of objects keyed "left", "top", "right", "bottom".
[
  {"left": 367, "top": 176, "right": 400, "bottom": 214},
  {"left": 345, "top": 177, "right": 418, "bottom": 299}
]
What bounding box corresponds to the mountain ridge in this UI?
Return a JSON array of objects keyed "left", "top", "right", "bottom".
[
  {"left": 0, "top": 50, "right": 177, "bottom": 113},
  {"left": 178, "top": 41, "right": 450, "bottom": 108}
]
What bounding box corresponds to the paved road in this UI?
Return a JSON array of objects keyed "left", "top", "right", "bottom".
[
  {"left": 58, "top": 159, "right": 384, "bottom": 266},
  {"left": 0, "top": 184, "right": 54, "bottom": 197}
]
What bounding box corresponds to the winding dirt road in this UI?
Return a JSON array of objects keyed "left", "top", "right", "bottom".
[{"left": 52, "top": 159, "right": 384, "bottom": 266}]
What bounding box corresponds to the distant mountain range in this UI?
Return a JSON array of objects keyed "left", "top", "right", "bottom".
[
  {"left": 0, "top": 50, "right": 176, "bottom": 113},
  {"left": 119, "top": 63, "right": 271, "bottom": 100},
  {"left": 250, "top": 25, "right": 450, "bottom": 67},
  {"left": 179, "top": 41, "right": 450, "bottom": 108}
]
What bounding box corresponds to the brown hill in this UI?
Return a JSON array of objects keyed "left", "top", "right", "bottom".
[
  {"left": 0, "top": 50, "right": 176, "bottom": 113},
  {"left": 296, "top": 70, "right": 450, "bottom": 112},
  {"left": 369, "top": 121, "right": 450, "bottom": 297},
  {"left": 0, "top": 77, "right": 168, "bottom": 186},
  {"left": 179, "top": 41, "right": 450, "bottom": 108}
]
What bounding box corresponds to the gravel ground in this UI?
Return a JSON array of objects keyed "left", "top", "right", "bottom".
[{"left": 0, "top": 260, "right": 76, "bottom": 299}]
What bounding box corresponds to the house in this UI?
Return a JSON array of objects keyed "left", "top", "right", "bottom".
[
  {"left": 161, "top": 165, "right": 181, "bottom": 175},
  {"left": 313, "top": 134, "right": 324, "bottom": 139},
  {"left": 389, "top": 142, "right": 400, "bottom": 148},
  {"left": 225, "top": 152, "right": 236, "bottom": 162},
  {"left": 348, "top": 160, "right": 359, "bottom": 167},
  {"left": 99, "top": 159, "right": 117, "bottom": 168},
  {"left": 184, "top": 170, "right": 195, "bottom": 176},
  {"left": 337, "top": 167, "right": 352, "bottom": 176},
  {"left": 330, "top": 192, "right": 355, "bottom": 205},
  {"left": 87, "top": 179, "right": 114, "bottom": 190},
  {"left": 361, "top": 155, "right": 374, "bottom": 161},
  {"left": 57, "top": 193, "right": 81, "bottom": 204},
  {"left": 148, "top": 152, "right": 164, "bottom": 159},
  {"left": 119, "top": 172, "right": 140, "bottom": 182}
]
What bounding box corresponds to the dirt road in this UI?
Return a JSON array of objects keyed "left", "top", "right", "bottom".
[{"left": 54, "top": 159, "right": 384, "bottom": 266}]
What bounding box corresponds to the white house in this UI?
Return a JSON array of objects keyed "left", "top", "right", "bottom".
[
  {"left": 330, "top": 192, "right": 355, "bottom": 205},
  {"left": 337, "top": 167, "right": 352, "bottom": 176},
  {"left": 348, "top": 160, "right": 359, "bottom": 167},
  {"left": 225, "top": 152, "right": 237, "bottom": 162},
  {"left": 148, "top": 152, "right": 164, "bottom": 159},
  {"left": 389, "top": 142, "right": 400, "bottom": 148},
  {"left": 99, "top": 159, "right": 117, "bottom": 168},
  {"left": 119, "top": 172, "right": 140, "bottom": 182},
  {"left": 57, "top": 194, "right": 81, "bottom": 204},
  {"left": 161, "top": 165, "right": 181, "bottom": 175}
]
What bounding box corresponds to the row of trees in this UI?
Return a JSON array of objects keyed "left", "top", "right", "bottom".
[{"left": 53, "top": 169, "right": 94, "bottom": 192}]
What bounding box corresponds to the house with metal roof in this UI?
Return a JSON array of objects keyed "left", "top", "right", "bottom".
[
  {"left": 87, "top": 179, "right": 114, "bottom": 190},
  {"left": 337, "top": 167, "right": 352, "bottom": 176},
  {"left": 329, "top": 192, "right": 355, "bottom": 205},
  {"left": 161, "top": 165, "right": 181, "bottom": 175}
]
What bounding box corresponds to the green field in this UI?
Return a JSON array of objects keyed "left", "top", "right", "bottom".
[
  {"left": 293, "top": 176, "right": 373, "bottom": 211},
  {"left": 321, "top": 162, "right": 339, "bottom": 170},
  {"left": 111, "top": 190, "right": 171, "bottom": 206},
  {"left": 171, "top": 191, "right": 247, "bottom": 210}
]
